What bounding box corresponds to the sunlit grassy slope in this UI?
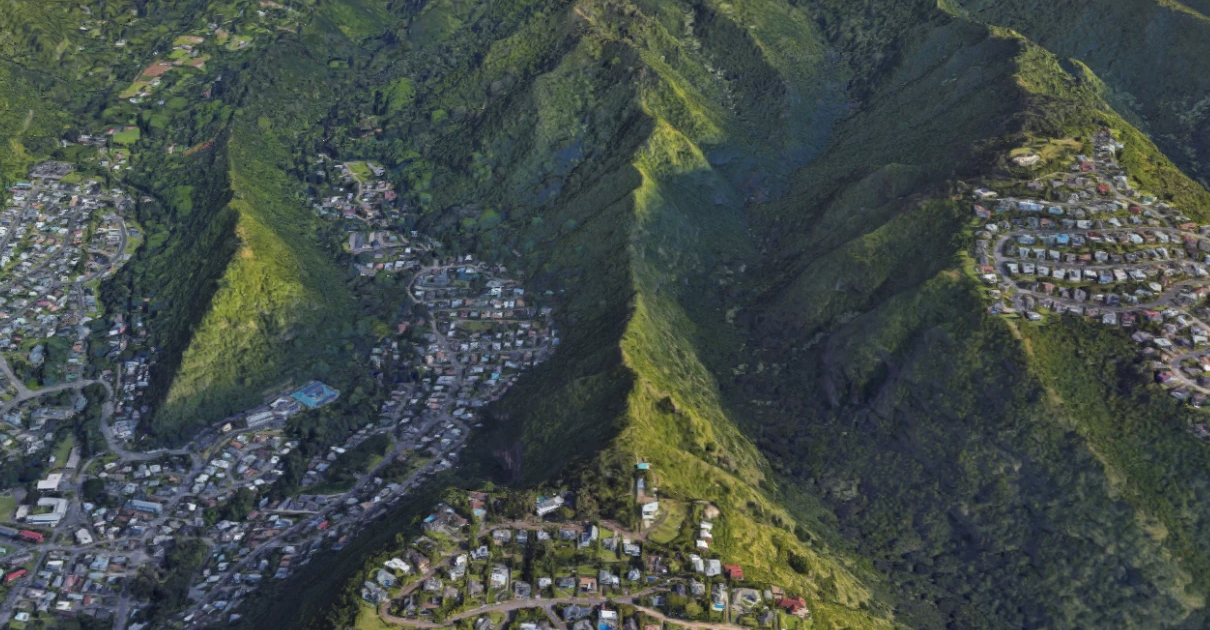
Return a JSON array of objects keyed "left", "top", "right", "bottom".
[
  {"left": 8, "top": 0, "right": 1210, "bottom": 628},
  {"left": 467, "top": 1, "right": 898, "bottom": 624},
  {"left": 231, "top": 0, "right": 1210, "bottom": 627},
  {"left": 154, "top": 126, "right": 358, "bottom": 433},
  {"left": 448, "top": 6, "right": 1210, "bottom": 630},
  {"left": 952, "top": 0, "right": 1210, "bottom": 186},
  {"left": 148, "top": 11, "right": 376, "bottom": 440}
]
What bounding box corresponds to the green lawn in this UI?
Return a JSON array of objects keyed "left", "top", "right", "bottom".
[
  {"left": 113, "top": 128, "right": 141, "bottom": 145},
  {"left": 0, "top": 494, "right": 17, "bottom": 521},
  {"left": 346, "top": 161, "right": 373, "bottom": 181},
  {"left": 50, "top": 436, "right": 75, "bottom": 470},
  {"left": 226, "top": 35, "right": 253, "bottom": 50},
  {"left": 597, "top": 548, "right": 622, "bottom": 564},
  {"left": 649, "top": 500, "right": 686, "bottom": 544},
  {"left": 353, "top": 603, "right": 394, "bottom": 630},
  {"left": 118, "top": 81, "right": 150, "bottom": 99}
]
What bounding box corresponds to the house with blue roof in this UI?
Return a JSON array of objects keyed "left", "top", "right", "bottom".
[{"left": 291, "top": 381, "right": 339, "bottom": 408}]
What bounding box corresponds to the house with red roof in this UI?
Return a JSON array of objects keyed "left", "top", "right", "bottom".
[{"left": 776, "top": 596, "right": 809, "bottom": 617}]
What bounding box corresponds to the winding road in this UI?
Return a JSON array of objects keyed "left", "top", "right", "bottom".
[{"left": 985, "top": 133, "right": 1210, "bottom": 396}]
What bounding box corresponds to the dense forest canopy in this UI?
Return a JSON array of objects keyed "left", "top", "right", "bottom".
[{"left": 4, "top": 0, "right": 1210, "bottom": 628}]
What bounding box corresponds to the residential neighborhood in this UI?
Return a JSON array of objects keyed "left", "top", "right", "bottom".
[
  {"left": 356, "top": 492, "right": 811, "bottom": 630},
  {"left": 0, "top": 157, "right": 560, "bottom": 629},
  {"left": 0, "top": 162, "right": 133, "bottom": 460},
  {"left": 975, "top": 130, "right": 1210, "bottom": 436}
]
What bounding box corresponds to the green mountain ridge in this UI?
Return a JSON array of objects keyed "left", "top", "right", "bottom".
[
  {"left": 163, "top": 1, "right": 1210, "bottom": 628},
  {"left": 237, "top": 1, "right": 1210, "bottom": 628},
  {"left": 5, "top": 0, "right": 1210, "bottom": 628},
  {"left": 951, "top": 0, "right": 1210, "bottom": 185}
]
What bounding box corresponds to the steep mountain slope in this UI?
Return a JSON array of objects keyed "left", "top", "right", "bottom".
[
  {"left": 729, "top": 6, "right": 1210, "bottom": 630},
  {"left": 99, "top": 0, "right": 397, "bottom": 443},
  {"left": 950, "top": 0, "right": 1210, "bottom": 185},
  {"left": 147, "top": 49, "right": 360, "bottom": 438},
  {"left": 229, "top": 1, "right": 1210, "bottom": 630},
  {"left": 0, "top": 0, "right": 368, "bottom": 444},
  {"left": 227, "top": 0, "right": 906, "bottom": 627},
  {"left": 6, "top": 0, "right": 1210, "bottom": 628},
  {"left": 0, "top": 63, "right": 64, "bottom": 184},
  {"left": 0, "top": 0, "right": 91, "bottom": 185}
]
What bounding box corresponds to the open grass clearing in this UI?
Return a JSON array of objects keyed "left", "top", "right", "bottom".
[{"left": 648, "top": 499, "right": 686, "bottom": 544}]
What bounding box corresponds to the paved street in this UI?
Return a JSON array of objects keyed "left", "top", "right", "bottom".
[{"left": 980, "top": 130, "right": 1210, "bottom": 401}]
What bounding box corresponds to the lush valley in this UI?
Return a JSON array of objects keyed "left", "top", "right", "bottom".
[
  {"left": 240, "top": 0, "right": 1210, "bottom": 628},
  {"left": 3, "top": 0, "right": 1210, "bottom": 629}
]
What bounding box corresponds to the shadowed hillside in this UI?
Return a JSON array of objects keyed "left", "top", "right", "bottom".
[
  {"left": 213, "top": 0, "right": 1210, "bottom": 627},
  {"left": 4, "top": 0, "right": 1210, "bottom": 628},
  {"left": 732, "top": 7, "right": 1210, "bottom": 630},
  {"left": 952, "top": 0, "right": 1210, "bottom": 186},
  {"left": 225, "top": 0, "right": 1210, "bottom": 629}
]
